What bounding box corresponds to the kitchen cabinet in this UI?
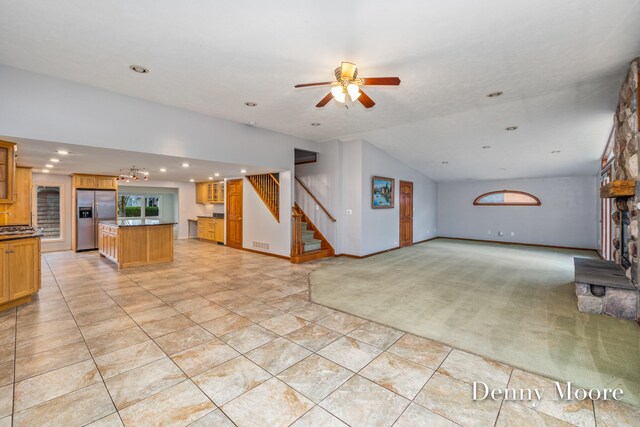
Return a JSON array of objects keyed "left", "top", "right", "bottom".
[
  {"left": 0, "top": 167, "right": 32, "bottom": 226},
  {"left": 197, "top": 217, "right": 224, "bottom": 243},
  {"left": 0, "top": 237, "right": 41, "bottom": 310},
  {"left": 0, "top": 141, "right": 16, "bottom": 204},
  {"left": 73, "top": 174, "right": 118, "bottom": 190},
  {"left": 195, "top": 181, "right": 224, "bottom": 204}
]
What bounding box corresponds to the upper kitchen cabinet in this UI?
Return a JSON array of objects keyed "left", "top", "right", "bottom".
[
  {"left": 0, "top": 167, "right": 32, "bottom": 226},
  {"left": 0, "top": 141, "right": 16, "bottom": 203},
  {"left": 73, "top": 174, "right": 118, "bottom": 190},
  {"left": 195, "top": 181, "right": 224, "bottom": 204}
]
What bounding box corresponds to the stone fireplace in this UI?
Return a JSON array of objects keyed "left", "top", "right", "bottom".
[
  {"left": 578, "top": 58, "right": 640, "bottom": 321},
  {"left": 596, "top": 57, "right": 640, "bottom": 323}
]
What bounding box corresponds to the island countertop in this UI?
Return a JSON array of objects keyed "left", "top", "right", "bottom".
[{"left": 100, "top": 219, "right": 177, "bottom": 227}]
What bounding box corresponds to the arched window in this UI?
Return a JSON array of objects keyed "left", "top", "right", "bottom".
[{"left": 473, "top": 190, "right": 541, "bottom": 206}]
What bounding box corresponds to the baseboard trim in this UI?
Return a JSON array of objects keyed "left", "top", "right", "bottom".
[
  {"left": 338, "top": 237, "right": 438, "bottom": 259},
  {"left": 241, "top": 247, "right": 290, "bottom": 260},
  {"left": 440, "top": 237, "right": 598, "bottom": 253}
]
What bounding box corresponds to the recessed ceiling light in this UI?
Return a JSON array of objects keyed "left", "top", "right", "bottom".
[
  {"left": 240, "top": 169, "right": 247, "bottom": 173},
  {"left": 244, "top": 102, "right": 257, "bottom": 107},
  {"left": 441, "top": 161, "right": 449, "bottom": 165},
  {"left": 50, "top": 158, "right": 60, "bottom": 162},
  {"left": 482, "top": 146, "right": 491, "bottom": 149},
  {"left": 129, "top": 65, "right": 149, "bottom": 74},
  {"left": 189, "top": 179, "right": 195, "bottom": 182},
  {"left": 487, "top": 91, "right": 503, "bottom": 98},
  {"left": 214, "top": 173, "right": 220, "bottom": 177},
  {"left": 142, "top": 171, "right": 149, "bottom": 175},
  {"left": 45, "top": 164, "right": 53, "bottom": 168},
  {"left": 247, "top": 121, "right": 256, "bottom": 126},
  {"left": 505, "top": 126, "right": 518, "bottom": 131},
  {"left": 41, "top": 169, "right": 49, "bottom": 173},
  {"left": 182, "top": 163, "right": 190, "bottom": 168},
  {"left": 311, "top": 123, "right": 321, "bottom": 127},
  {"left": 160, "top": 168, "right": 166, "bottom": 172},
  {"left": 57, "top": 150, "right": 69, "bottom": 155},
  {"left": 551, "top": 150, "right": 561, "bottom": 154},
  {"left": 208, "top": 176, "right": 213, "bottom": 180}
]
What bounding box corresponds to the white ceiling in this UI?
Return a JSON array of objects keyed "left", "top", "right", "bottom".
[
  {"left": 5, "top": 137, "right": 270, "bottom": 182},
  {"left": 0, "top": 0, "right": 638, "bottom": 181}
]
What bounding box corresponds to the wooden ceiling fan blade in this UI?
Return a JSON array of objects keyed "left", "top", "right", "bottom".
[
  {"left": 294, "top": 81, "right": 333, "bottom": 88},
  {"left": 316, "top": 92, "right": 334, "bottom": 108},
  {"left": 360, "top": 77, "right": 401, "bottom": 86},
  {"left": 358, "top": 90, "right": 375, "bottom": 108}
]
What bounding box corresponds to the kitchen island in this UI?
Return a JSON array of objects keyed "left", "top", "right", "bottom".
[{"left": 99, "top": 219, "right": 176, "bottom": 269}]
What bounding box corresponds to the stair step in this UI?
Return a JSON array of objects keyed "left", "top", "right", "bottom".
[
  {"left": 303, "top": 240, "right": 322, "bottom": 252},
  {"left": 301, "top": 231, "right": 316, "bottom": 241}
]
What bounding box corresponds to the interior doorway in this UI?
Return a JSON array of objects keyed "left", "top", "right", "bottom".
[
  {"left": 226, "top": 179, "right": 243, "bottom": 249},
  {"left": 399, "top": 180, "right": 413, "bottom": 247}
]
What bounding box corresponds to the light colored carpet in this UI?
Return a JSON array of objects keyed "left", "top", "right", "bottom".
[{"left": 310, "top": 239, "right": 640, "bottom": 406}]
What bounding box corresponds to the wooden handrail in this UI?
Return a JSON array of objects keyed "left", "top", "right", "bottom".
[
  {"left": 247, "top": 173, "right": 280, "bottom": 222},
  {"left": 295, "top": 177, "right": 336, "bottom": 222}
]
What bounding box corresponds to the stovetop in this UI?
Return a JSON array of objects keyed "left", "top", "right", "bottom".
[{"left": 0, "top": 226, "right": 37, "bottom": 235}]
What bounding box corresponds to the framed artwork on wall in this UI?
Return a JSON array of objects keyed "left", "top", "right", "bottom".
[{"left": 372, "top": 176, "right": 394, "bottom": 208}]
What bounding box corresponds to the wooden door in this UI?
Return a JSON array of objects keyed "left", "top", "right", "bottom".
[
  {"left": 8, "top": 238, "right": 39, "bottom": 299},
  {"left": 226, "top": 179, "right": 243, "bottom": 249},
  {"left": 0, "top": 243, "right": 9, "bottom": 304},
  {"left": 399, "top": 181, "right": 413, "bottom": 247}
]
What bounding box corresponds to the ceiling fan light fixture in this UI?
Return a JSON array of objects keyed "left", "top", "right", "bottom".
[
  {"left": 331, "top": 85, "right": 346, "bottom": 103},
  {"left": 347, "top": 83, "right": 361, "bottom": 101}
]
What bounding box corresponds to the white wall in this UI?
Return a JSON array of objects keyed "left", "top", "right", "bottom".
[
  {"left": 242, "top": 171, "right": 292, "bottom": 258},
  {"left": 297, "top": 139, "right": 438, "bottom": 257},
  {"left": 32, "top": 172, "right": 72, "bottom": 252},
  {"left": 0, "top": 65, "right": 318, "bottom": 171},
  {"left": 437, "top": 176, "right": 599, "bottom": 249},
  {"left": 360, "top": 141, "right": 438, "bottom": 254},
  {"left": 295, "top": 140, "right": 342, "bottom": 250}
]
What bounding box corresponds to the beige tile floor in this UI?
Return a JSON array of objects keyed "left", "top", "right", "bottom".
[{"left": 0, "top": 239, "right": 638, "bottom": 427}]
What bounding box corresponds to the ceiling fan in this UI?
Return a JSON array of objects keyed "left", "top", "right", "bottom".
[{"left": 294, "top": 62, "right": 400, "bottom": 108}]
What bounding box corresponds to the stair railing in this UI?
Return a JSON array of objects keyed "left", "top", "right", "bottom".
[
  {"left": 291, "top": 209, "right": 304, "bottom": 256},
  {"left": 294, "top": 177, "right": 336, "bottom": 222},
  {"left": 247, "top": 173, "right": 280, "bottom": 222}
]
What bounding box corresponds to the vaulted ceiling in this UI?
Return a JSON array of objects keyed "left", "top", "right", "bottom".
[{"left": 0, "top": 0, "right": 638, "bottom": 181}]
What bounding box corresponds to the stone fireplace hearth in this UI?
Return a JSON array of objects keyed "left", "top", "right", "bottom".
[{"left": 575, "top": 258, "right": 638, "bottom": 320}]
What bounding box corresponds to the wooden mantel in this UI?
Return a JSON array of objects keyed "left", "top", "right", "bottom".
[{"left": 600, "top": 179, "right": 635, "bottom": 198}]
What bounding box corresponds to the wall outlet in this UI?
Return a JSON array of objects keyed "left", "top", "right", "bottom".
[
  {"left": 510, "top": 232, "right": 515, "bottom": 236},
  {"left": 488, "top": 230, "right": 492, "bottom": 235},
  {"left": 393, "top": 241, "right": 398, "bottom": 246},
  {"left": 346, "top": 209, "right": 353, "bottom": 215},
  {"left": 315, "top": 205, "right": 319, "bottom": 211}
]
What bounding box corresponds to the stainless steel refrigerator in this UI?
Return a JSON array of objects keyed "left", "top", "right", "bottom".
[{"left": 76, "top": 190, "right": 116, "bottom": 251}]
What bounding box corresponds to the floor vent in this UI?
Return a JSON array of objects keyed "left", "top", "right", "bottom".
[{"left": 253, "top": 241, "right": 270, "bottom": 250}]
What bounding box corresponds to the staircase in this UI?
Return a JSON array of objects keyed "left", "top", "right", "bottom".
[
  {"left": 291, "top": 203, "right": 334, "bottom": 263},
  {"left": 247, "top": 173, "right": 279, "bottom": 222}
]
